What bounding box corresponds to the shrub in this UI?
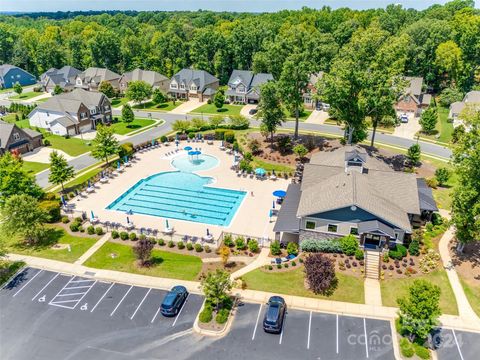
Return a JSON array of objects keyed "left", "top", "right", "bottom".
[
  {"left": 268, "top": 265, "right": 273, "bottom": 270},
  {"left": 120, "top": 231, "right": 128, "bottom": 240},
  {"left": 412, "top": 343, "right": 430, "bottom": 360},
  {"left": 400, "top": 338, "right": 414, "bottom": 358},
  {"left": 215, "top": 308, "right": 229, "bottom": 324},
  {"left": 235, "top": 236, "right": 246, "bottom": 250},
  {"left": 177, "top": 241, "right": 185, "bottom": 249},
  {"left": 214, "top": 129, "right": 226, "bottom": 140},
  {"left": 277, "top": 264, "right": 282, "bottom": 269},
  {"left": 195, "top": 243, "right": 203, "bottom": 252},
  {"left": 160, "top": 135, "right": 168, "bottom": 143},
  {"left": 435, "top": 167, "right": 450, "bottom": 186},
  {"left": 300, "top": 238, "right": 342, "bottom": 253},
  {"left": 425, "top": 177, "right": 438, "bottom": 189},
  {"left": 431, "top": 213, "right": 444, "bottom": 226},
  {"left": 419, "top": 249, "right": 440, "bottom": 273},
  {"left": 133, "top": 238, "right": 154, "bottom": 266},
  {"left": 61, "top": 216, "right": 70, "bottom": 224},
  {"left": 223, "top": 234, "right": 234, "bottom": 247},
  {"left": 354, "top": 249, "right": 364, "bottom": 260},
  {"left": 224, "top": 131, "right": 235, "bottom": 143},
  {"left": 158, "top": 238, "right": 165, "bottom": 246},
  {"left": 69, "top": 222, "right": 80, "bottom": 232},
  {"left": 78, "top": 226, "right": 84, "bottom": 233},
  {"left": 111, "top": 230, "right": 119, "bottom": 239},
  {"left": 408, "top": 240, "right": 420, "bottom": 256},
  {"left": 129, "top": 232, "right": 137, "bottom": 241},
  {"left": 87, "top": 225, "right": 95, "bottom": 235},
  {"left": 43, "top": 139, "right": 51, "bottom": 146},
  {"left": 286, "top": 242, "right": 299, "bottom": 256},
  {"left": 248, "top": 239, "right": 259, "bottom": 253},
  {"left": 291, "top": 261, "right": 296, "bottom": 266},
  {"left": 204, "top": 245, "right": 211, "bottom": 253},
  {"left": 95, "top": 227, "right": 104, "bottom": 235},
  {"left": 168, "top": 240, "right": 175, "bottom": 248},
  {"left": 199, "top": 303, "right": 213, "bottom": 323},
  {"left": 284, "top": 263, "right": 289, "bottom": 268},
  {"left": 270, "top": 240, "right": 281, "bottom": 256},
  {"left": 304, "top": 254, "right": 337, "bottom": 295},
  {"left": 139, "top": 234, "right": 146, "bottom": 241},
  {"left": 38, "top": 200, "right": 61, "bottom": 223},
  {"left": 389, "top": 244, "right": 407, "bottom": 260},
  {"left": 186, "top": 242, "right": 194, "bottom": 250},
  {"left": 340, "top": 235, "right": 358, "bottom": 256}
]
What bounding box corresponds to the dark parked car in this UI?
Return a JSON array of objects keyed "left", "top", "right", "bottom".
[
  {"left": 160, "top": 285, "right": 189, "bottom": 317},
  {"left": 263, "top": 296, "right": 286, "bottom": 334},
  {"left": 248, "top": 108, "right": 258, "bottom": 115}
]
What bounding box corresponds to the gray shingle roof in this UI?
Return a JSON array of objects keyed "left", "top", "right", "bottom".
[
  {"left": 35, "top": 88, "right": 105, "bottom": 114},
  {"left": 78, "top": 67, "right": 121, "bottom": 83},
  {"left": 52, "top": 115, "right": 78, "bottom": 127},
  {"left": 0, "top": 120, "right": 14, "bottom": 149},
  {"left": 417, "top": 178, "right": 439, "bottom": 212},
  {"left": 41, "top": 66, "right": 81, "bottom": 87},
  {"left": 358, "top": 220, "right": 395, "bottom": 238},
  {"left": 171, "top": 69, "right": 218, "bottom": 93},
  {"left": 228, "top": 70, "right": 254, "bottom": 88},
  {"left": 404, "top": 76, "right": 423, "bottom": 97},
  {"left": 464, "top": 91, "right": 480, "bottom": 103},
  {"left": 449, "top": 101, "right": 465, "bottom": 115},
  {"left": 273, "top": 183, "right": 301, "bottom": 233},
  {"left": 122, "top": 68, "right": 168, "bottom": 86}
]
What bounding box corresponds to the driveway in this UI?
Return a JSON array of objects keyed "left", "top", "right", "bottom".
[
  {"left": 240, "top": 104, "right": 257, "bottom": 118},
  {"left": 393, "top": 112, "right": 421, "bottom": 140},
  {"left": 169, "top": 99, "right": 205, "bottom": 114},
  {"left": 305, "top": 110, "right": 329, "bottom": 124},
  {"left": 22, "top": 146, "right": 74, "bottom": 163}
]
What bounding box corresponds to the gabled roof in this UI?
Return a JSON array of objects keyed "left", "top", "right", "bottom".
[
  {"left": 449, "top": 101, "right": 465, "bottom": 114},
  {"left": 51, "top": 115, "right": 78, "bottom": 128},
  {"left": 273, "top": 183, "right": 301, "bottom": 233},
  {"left": 171, "top": 69, "right": 218, "bottom": 92},
  {"left": 0, "top": 120, "right": 41, "bottom": 150},
  {"left": 345, "top": 148, "right": 367, "bottom": 163},
  {"left": 77, "top": 67, "right": 121, "bottom": 83},
  {"left": 0, "top": 64, "right": 17, "bottom": 77},
  {"left": 417, "top": 178, "right": 438, "bottom": 212},
  {"left": 121, "top": 68, "right": 168, "bottom": 86},
  {"left": 42, "top": 66, "right": 81, "bottom": 85},
  {"left": 249, "top": 73, "right": 274, "bottom": 90},
  {"left": 228, "top": 70, "right": 254, "bottom": 88},
  {"left": 464, "top": 91, "right": 480, "bottom": 103},
  {"left": 358, "top": 220, "right": 395, "bottom": 238},
  {"left": 33, "top": 88, "right": 106, "bottom": 114},
  {"left": 404, "top": 76, "right": 423, "bottom": 97}
]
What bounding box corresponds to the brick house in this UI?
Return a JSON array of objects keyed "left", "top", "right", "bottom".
[
  {"left": 394, "top": 77, "right": 431, "bottom": 117},
  {"left": 168, "top": 69, "right": 219, "bottom": 102},
  {"left": 0, "top": 120, "right": 42, "bottom": 155}
]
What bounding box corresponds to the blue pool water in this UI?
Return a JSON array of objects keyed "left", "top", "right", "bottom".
[
  {"left": 171, "top": 154, "right": 219, "bottom": 172},
  {"left": 107, "top": 155, "right": 246, "bottom": 226}
]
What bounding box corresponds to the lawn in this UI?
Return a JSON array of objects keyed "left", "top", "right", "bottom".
[
  {"left": 460, "top": 278, "right": 480, "bottom": 317},
  {"left": 132, "top": 101, "right": 180, "bottom": 112},
  {"left": 251, "top": 157, "right": 295, "bottom": 173},
  {"left": 9, "top": 91, "right": 44, "bottom": 101},
  {"left": 242, "top": 267, "right": 365, "bottom": 304},
  {"left": 381, "top": 270, "right": 458, "bottom": 315},
  {"left": 111, "top": 97, "right": 130, "bottom": 108},
  {"left": 285, "top": 109, "right": 313, "bottom": 121},
  {"left": 418, "top": 106, "right": 454, "bottom": 144},
  {"left": 23, "top": 161, "right": 49, "bottom": 174},
  {"left": 0, "top": 113, "right": 31, "bottom": 128},
  {"left": 62, "top": 166, "right": 105, "bottom": 193},
  {"left": 2, "top": 226, "right": 98, "bottom": 263},
  {"left": 190, "top": 103, "right": 242, "bottom": 115},
  {"left": 84, "top": 242, "right": 202, "bottom": 281},
  {"left": 110, "top": 118, "right": 155, "bottom": 135},
  {"left": 44, "top": 134, "right": 91, "bottom": 156}
]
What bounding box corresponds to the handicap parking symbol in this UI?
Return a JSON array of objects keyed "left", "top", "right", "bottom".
[
  {"left": 80, "top": 303, "right": 88, "bottom": 311},
  {"left": 38, "top": 295, "right": 46, "bottom": 302}
]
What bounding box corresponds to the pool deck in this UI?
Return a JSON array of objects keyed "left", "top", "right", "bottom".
[{"left": 70, "top": 141, "right": 289, "bottom": 242}]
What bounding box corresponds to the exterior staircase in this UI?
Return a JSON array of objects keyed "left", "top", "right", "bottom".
[{"left": 364, "top": 250, "right": 381, "bottom": 279}]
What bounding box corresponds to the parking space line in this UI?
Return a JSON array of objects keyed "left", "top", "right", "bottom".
[
  {"left": 336, "top": 314, "right": 339, "bottom": 354},
  {"left": 91, "top": 283, "right": 114, "bottom": 313},
  {"left": 13, "top": 270, "right": 43, "bottom": 297},
  {"left": 73, "top": 280, "right": 97, "bottom": 309},
  {"left": 69, "top": 279, "right": 94, "bottom": 284},
  {"left": 48, "top": 275, "right": 74, "bottom": 305},
  {"left": 307, "top": 311, "right": 312, "bottom": 349},
  {"left": 363, "top": 318, "right": 369, "bottom": 358},
  {"left": 48, "top": 302, "right": 77, "bottom": 309},
  {"left": 252, "top": 304, "right": 262, "bottom": 341},
  {"left": 32, "top": 273, "right": 59, "bottom": 301},
  {"left": 151, "top": 306, "right": 162, "bottom": 323},
  {"left": 451, "top": 329, "right": 465, "bottom": 360},
  {"left": 110, "top": 285, "right": 133, "bottom": 316},
  {"left": 1, "top": 266, "right": 26, "bottom": 290},
  {"left": 130, "top": 288, "right": 151, "bottom": 320},
  {"left": 56, "top": 292, "right": 88, "bottom": 297},
  {"left": 279, "top": 314, "right": 286, "bottom": 344},
  {"left": 63, "top": 285, "right": 93, "bottom": 290},
  {"left": 172, "top": 294, "right": 189, "bottom": 327},
  {"left": 50, "top": 299, "right": 79, "bottom": 304}
]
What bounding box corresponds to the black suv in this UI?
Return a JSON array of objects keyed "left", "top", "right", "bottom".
[
  {"left": 263, "top": 296, "right": 286, "bottom": 334},
  {"left": 160, "top": 285, "right": 189, "bottom": 317}
]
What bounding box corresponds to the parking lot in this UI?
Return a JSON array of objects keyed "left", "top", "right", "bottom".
[{"left": 1, "top": 267, "right": 478, "bottom": 360}]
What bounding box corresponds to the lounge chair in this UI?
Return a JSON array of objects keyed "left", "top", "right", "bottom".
[
  {"left": 191, "top": 236, "right": 199, "bottom": 243},
  {"left": 182, "top": 235, "right": 190, "bottom": 242},
  {"left": 162, "top": 227, "right": 174, "bottom": 235}
]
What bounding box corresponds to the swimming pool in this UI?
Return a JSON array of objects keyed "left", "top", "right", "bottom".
[
  {"left": 107, "top": 156, "right": 246, "bottom": 226},
  {"left": 171, "top": 154, "right": 219, "bottom": 172}
]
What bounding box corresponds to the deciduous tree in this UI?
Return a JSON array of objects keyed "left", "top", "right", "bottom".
[
  {"left": 304, "top": 254, "right": 337, "bottom": 295},
  {"left": 201, "top": 269, "right": 232, "bottom": 311},
  {"left": 133, "top": 239, "right": 154, "bottom": 266},
  {"left": 125, "top": 80, "right": 152, "bottom": 106},
  {"left": 419, "top": 106, "right": 438, "bottom": 134},
  {"left": 98, "top": 81, "right": 115, "bottom": 99},
  {"left": 13, "top": 82, "right": 22, "bottom": 95},
  {"left": 121, "top": 103, "right": 135, "bottom": 126},
  {"left": 91, "top": 125, "right": 119, "bottom": 166},
  {"left": 48, "top": 151, "right": 74, "bottom": 193},
  {"left": 257, "top": 81, "right": 284, "bottom": 149}
]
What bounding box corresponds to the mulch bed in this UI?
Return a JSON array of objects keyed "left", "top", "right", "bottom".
[{"left": 450, "top": 241, "right": 480, "bottom": 284}]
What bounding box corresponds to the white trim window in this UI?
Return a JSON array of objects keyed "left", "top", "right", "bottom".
[
  {"left": 90, "top": 109, "right": 97, "bottom": 115},
  {"left": 170, "top": 82, "right": 178, "bottom": 89},
  {"left": 190, "top": 84, "right": 197, "bottom": 91},
  {"left": 305, "top": 220, "right": 316, "bottom": 230},
  {"left": 13, "top": 132, "right": 20, "bottom": 140},
  {"left": 327, "top": 224, "right": 338, "bottom": 233},
  {"left": 180, "top": 83, "right": 185, "bottom": 90},
  {"left": 350, "top": 227, "right": 359, "bottom": 236}
]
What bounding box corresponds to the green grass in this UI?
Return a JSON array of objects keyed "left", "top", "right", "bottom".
[
  {"left": 44, "top": 134, "right": 91, "bottom": 156},
  {"left": 460, "top": 278, "right": 480, "bottom": 317},
  {"left": 35, "top": 97, "right": 50, "bottom": 103},
  {"left": 2, "top": 226, "right": 98, "bottom": 263},
  {"left": 381, "top": 269, "right": 458, "bottom": 315},
  {"left": 418, "top": 106, "right": 454, "bottom": 144},
  {"left": 132, "top": 101, "right": 180, "bottom": 112},
  {"left": 190, "top": 103, "right": 242, "bottom": 115},
  {"left": 251, "top": 157, "right": 295, "bottom": 173},
  {"left": 9, "top": 91, "right": 44, "bottom": 100},
  {"left": 0, "top": 113, "right": 31, "bottom": 128},
  {"left": 242, "top": 267, "right": 365, "bottom": 304},
  {"left": 285, "top": 109, "right": 313, "bottom": 121},
  {"left": 23, "top": 161, "right": 49, "bottom": 174},
  {"left": 110, "top": 118, "right": 155, "bottom": 135},
  {"left": 111, "top": 97, "right": 130, "bottom": 108},
  {"left": 0, "top": 261, "right": 26, "bottom": 286},
  {"left": 84, "top": 242, "right": 202, "bottom": 281},
  {"left": 62, "top": 166, "right": 104, "bottom": 192}
]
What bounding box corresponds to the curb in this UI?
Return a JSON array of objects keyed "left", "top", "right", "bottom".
[{"left": 193, "top": 299, "right": 236, "bottom": 337}]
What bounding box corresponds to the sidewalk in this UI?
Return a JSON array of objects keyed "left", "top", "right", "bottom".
[
  {"left": 74, "top": 233, "right": 110, "bottom": 265},
  {"left": 364, "top": 278, "right": 382, "bottom": 306},
  {"left": 229, "top": 248, "right": 270, "bottom": 279}
]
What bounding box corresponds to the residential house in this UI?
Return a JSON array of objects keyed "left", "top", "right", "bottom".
[
  {"left": 0, "top": 120, "right": 42, "bottom": 155},
  {"left": 273, "top": 146, "right": 437, "bottom": 249},
  {"left": 168, "top": 69, "right": 219, "bottom": 101},
  {"left": 28, "top": 88, "right": 112, "bottom": 136},
  {"left": 395, "top": 76, "right": 431, "bottom": 117},
  {"left": 449, "top": 90, "right": 480, "bottom": 128},
  {"left": 0, "top": 64, "right": 37, "bottom": 89},
  {"left": 40, "top": 66, "right": 81, "bottom": 93},
  {"left": 74, "top": 67, "right": 121, "bottom": 92},
  {"left": 226, "top": 70, "right": 274, "bottom": 104},
  {"left": 119, "top": 68, "right": 170, "bottom": 94},
  {"left": 303, "top": 72, "right": 324, "bottom": 110}
]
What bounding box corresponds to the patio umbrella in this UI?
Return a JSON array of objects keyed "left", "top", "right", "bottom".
[
  {"left": 151, "top": 139, "right": 155, "bottom": 146},
  {"left": 61, "top": 195, "right": 66, "bottom": 206},
  {"left": 90, "top": 210, "right": 95, "bottom": 220},
  {"left": 272, "top": 190, "right": 287, "bottom": 198},
  {"left": 126, "top": 216, "right": 130, "bottom": 224},
  {"left": 184, "top": 146, "right": 192, "bottom": 151},
  {"left": 206, "top": 228, "right": 210, "bottom": 236},
  {"left": 117, "top": 160, "right": 121, "bottom": 169},
  {"left": 255, "top": 168, "right": 266, "bottom": 176},
  {"left": 87, "top": 179, "right": 91, "bottom": 188},
  {"left": 188, "top": 150, "right": 196, "bottom": 156},
  {"left": 272, "top": 200, "right": 275, "bottom": 209},
  {"left": 124, "top": 155, "right": 128, "bottom": 163},
  {"left": 165, "top": 219, "right": 169, "bottom": 229}
]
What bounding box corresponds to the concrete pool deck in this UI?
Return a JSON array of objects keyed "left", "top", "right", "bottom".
[{"left": 70, "top": 141, "right": 289, "bottom": 241}]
